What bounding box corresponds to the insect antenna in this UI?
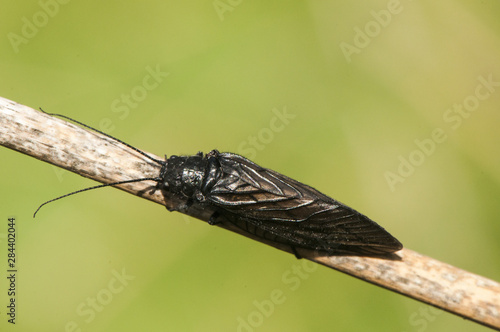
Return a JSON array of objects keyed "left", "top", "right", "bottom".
[
  {"left": 39, "top": 108, "right": 165, "bottom": 166},
  {"left": 34, "top": 108, "right": 169, "bottom": 217},
  {"left": 33, "top": 177, "right": 162, "bottom": 218}
]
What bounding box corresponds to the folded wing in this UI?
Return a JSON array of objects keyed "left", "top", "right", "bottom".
[{"left": 207, "top": 153, "right": 402, "bottom": 255}]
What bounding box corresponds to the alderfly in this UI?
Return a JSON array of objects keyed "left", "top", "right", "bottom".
[{"left": 35, "top": 111, "right": 403, "bottom": 256}]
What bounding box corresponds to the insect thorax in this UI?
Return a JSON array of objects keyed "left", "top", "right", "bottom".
[{"left": 161, "top": 151, "right": 221, "bottom": 201}]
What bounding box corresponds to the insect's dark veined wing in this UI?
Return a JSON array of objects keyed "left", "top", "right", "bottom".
[{"left": 207, "top": 153, "right": 403, "bottom": 255}]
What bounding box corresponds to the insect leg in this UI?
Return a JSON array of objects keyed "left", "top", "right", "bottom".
[
  {"left": 208, "top": 211, "right": 221, "bottom": 225},
  {"left": 165, "top": 198, "right": 195, "bottom": 212},
  {"left": 290, "top": 246, "right": 303, "bottom": 259}
]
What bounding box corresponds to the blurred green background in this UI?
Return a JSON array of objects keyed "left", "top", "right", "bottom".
[{"left": 1, "top": 1, "right": 499, "bottom": 331}]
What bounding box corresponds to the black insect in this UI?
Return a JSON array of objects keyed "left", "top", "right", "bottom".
[
  {"left": 36, "top": 112, "right": 403, "bottom": 256},
  {"left": 162, "top": 150, "right": 402, "bottom": 255}
]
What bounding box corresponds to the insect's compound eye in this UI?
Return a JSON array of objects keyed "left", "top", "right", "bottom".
[{"left": 195, "top": 191, "right": 206, "bottom": 202}]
